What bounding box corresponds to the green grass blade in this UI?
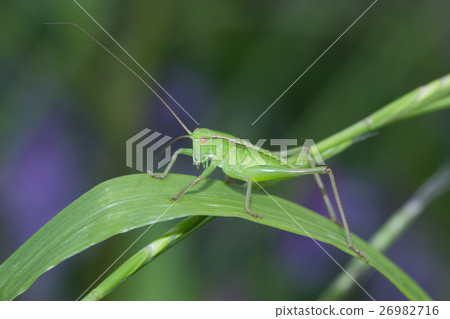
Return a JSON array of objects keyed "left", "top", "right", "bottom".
[
  {"left": 81, "top": 216, "right": 215, "bottom": 301},
  {"left": 0, "top": 173, "right": 431, "bottom": 301}
]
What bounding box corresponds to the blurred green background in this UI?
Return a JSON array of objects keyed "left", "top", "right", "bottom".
[{"left": 0, "top": 0, "right": 449, "bottom": 300}]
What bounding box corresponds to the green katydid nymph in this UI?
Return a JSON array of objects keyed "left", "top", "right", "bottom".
[
  {"left": 149, "top": 127, "right": 367, "bottom": 261},
  {"left": 50, "top": 22, "right": 367, "bottom": 261}
]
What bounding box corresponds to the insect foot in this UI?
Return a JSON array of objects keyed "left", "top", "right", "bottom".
[
  {"left": 246, "top": 208, "right": 262, "bottom": 219},
  {"left": 147, "top": 170, "right": 165, "bottom": 179},
  {"left": 348, "top": 243, "right": 368, "bottom": 263},
  {"left": 171, "top": 189, "right": 187, "bottom": 202}
]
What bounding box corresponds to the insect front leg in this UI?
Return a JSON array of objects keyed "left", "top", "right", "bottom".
[
  {"left": 171, "top": 160, "right": 220, "bottom": 201},
  {"left": 147, "top": 148, "right": 192, "bottom": 179}
]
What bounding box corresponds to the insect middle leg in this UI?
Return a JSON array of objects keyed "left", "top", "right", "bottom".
[
  {"left": 171, "top": 160, "right": 219, "bottom": 201},
  {"left": 242, "top": 165, "right": 367, "bottom": 261},
  {"left": 245, "top": 178, "right": 261, "bottom": 218}
]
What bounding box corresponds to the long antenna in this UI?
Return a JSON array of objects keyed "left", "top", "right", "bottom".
[
  {"left": 71, "top": 0, "right": 199, "bottom": 127},
  {"left": 45, "top": 22, "right": 192, "bottom": 135}
]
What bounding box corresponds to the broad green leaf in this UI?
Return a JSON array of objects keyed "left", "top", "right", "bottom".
[{"left": 0, "top": 174, "right": 430, "bottom": 300}]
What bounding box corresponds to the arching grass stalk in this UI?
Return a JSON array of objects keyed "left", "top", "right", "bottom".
[
  {"left": 298, "top": 74, "right": 450, "bottom": 161},
  {"left": 82, "top": 216, "right": 214, "bottom": 301}
]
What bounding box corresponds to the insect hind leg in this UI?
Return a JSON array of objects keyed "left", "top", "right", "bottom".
[
  {"left": 324, "top": 167, "right": 368, "bottom": 262},
  {"left": 242, "top": 165, "right": 368, "bottom": 261},
  {"left": 305, "top": 150, "right": 339, "bottom": 224}
]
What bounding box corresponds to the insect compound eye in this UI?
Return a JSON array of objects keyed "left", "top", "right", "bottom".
[{"left": 199, "top": 136, "right": 208, "bottom": 145}]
